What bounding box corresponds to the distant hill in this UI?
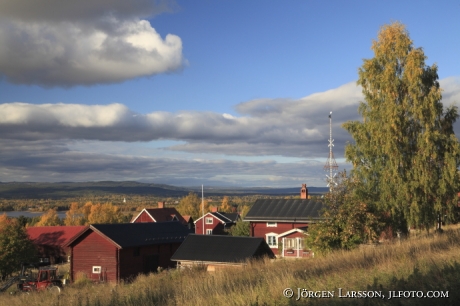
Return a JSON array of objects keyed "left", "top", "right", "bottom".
[
  {"left": 0, "top": 181, "right": 329, "bottom": 199},
  {"left": 190, "top": 186, "right": 330, "bottom": 196}
]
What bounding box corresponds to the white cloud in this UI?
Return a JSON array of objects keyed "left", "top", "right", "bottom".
[
  {"left": 0, "top": 78, "right": 459, "bottom": 186},
  {"left": 441, "top": 77, "right": 460, "bottom": 106},
  {"left": 0, "top": 1, "right": 184, "bottom": 87},
  {"left": 2, "top": 79, "right": 460, "bottom": 157},
  {"left": 0, "top": 103, "right": 131, "bottom": 127},
  {"left": 0, "top": 82, "right": 364, "bottom": 161}
]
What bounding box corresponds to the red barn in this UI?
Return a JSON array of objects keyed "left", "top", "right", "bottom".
[
  {"left": 27, "top": 226, "right": 87, "bottom": 264},
  {"left": 243, "top": 184, "right": 323, "bottom": 257},
  {"left": 65, "top": 222, "right": 189, "bottom": 283}
]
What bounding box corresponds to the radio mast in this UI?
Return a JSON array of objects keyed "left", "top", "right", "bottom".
[{"left": 324, "top": 112, "right": 338, "bottom": 190}]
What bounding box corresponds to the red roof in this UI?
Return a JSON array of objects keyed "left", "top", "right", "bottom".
[
  {"left": 27, "top": 226, "right": 87, "bottom": 247},
  {"left": 131, "top": 208, "right": 187, "bottom": 224}
]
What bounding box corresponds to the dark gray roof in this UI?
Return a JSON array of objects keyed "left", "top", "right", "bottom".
[
  {"left": 195, "top": 212, "right": 240, "bottom": 225},
  {"left": 222, "top": 213, "right": 240, "bottom": 222},
  {"left": 171, "top": 234, "right": 275, "bottom": 263},
  {"left": 211, "top": 212, "right": 240, "bottom": 225},
  {"left": 244, "top": 199, "right": 323, "bottom": 222},
  {"left": 67, "top": 222, "right": 189, "bottom": 249}
]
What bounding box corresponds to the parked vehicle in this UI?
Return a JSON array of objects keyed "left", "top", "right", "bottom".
[{"left": 0, "top": 263, "right": 62, "bottom": 294}]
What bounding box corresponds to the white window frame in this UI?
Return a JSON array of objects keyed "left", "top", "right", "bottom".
[
  {"left": 92, "top": 266, "right": 101, "bottom": 274},
  {"left": 39, "top": 257, "right": 50, "bottom": 264},
  {"left": 205, "top": 217, "right": 213, "bottom": 224},
  {"left": 206, "top": 229, "right": 213, "bottom": 235},
  {"left": 266, "top": 222, "right": 277, "bottom": 227},
  {"left": 284, "top": 237, "right": 304, "bottom": 250},
  {"left": 265, "top": 233, "right": 278, "bottom": 247}
]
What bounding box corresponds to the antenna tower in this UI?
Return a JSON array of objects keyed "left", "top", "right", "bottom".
[{"left": 324, "top": 112, "right": 338, "bottom": 189}]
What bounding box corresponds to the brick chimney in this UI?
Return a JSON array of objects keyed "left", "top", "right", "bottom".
[
  {"left": 300, "top": 184, "right": 308, "bottom": 199},
  {"left": 211, "top": 206, "right": 218, "bottom": 212},
  {"left": 158, "top": 201, "right": 166, "bottom": 208}
]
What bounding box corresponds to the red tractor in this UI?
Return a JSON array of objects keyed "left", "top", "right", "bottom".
[{"left": 1, "top": 264, "right": 62, "bottom": 294}]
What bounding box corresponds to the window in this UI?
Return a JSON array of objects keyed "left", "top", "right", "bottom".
[
  {"left": 205, "top": 217, "right": 213, "bottom": 224},
  {"left": 92, "top": 266, "right": 101, "bottom": 274},
  {"left": 267, "top": 235, "right": 277, "bottom": 247},
  {"left": 284, "top": 238, "right": 303, "bottom": 249},
  {"left": 206, "top": 229, "right": 213, "bottom": 235},
  {"left": 133, "top": 247, "right": 140, "bottom": 256},
  {"left": 39, "top": 257, "right": 50, "bottom": 264},
  {"left": 266, "top": 222, "right": 277, "bottom": 227}
]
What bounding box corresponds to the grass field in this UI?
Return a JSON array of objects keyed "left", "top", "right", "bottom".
[{"left": 1, "top": 226, "right": 460, "bottom": 306}]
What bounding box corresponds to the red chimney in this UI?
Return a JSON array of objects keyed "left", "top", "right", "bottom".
[
  {"left": 158, "top": 201, "right": 165, "bottom": 208},
  {"left": 211, "top": 206, "right": 218, "bottom": 212},
  {"left": 300, "top": 184, "right": 308, "bottom": 199}
]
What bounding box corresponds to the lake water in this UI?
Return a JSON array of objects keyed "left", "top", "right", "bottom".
[{"left": 1, "top": 211, "right": 68, "bottom": 219}]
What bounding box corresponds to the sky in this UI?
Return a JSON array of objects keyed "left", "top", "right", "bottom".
[{"left": 0, "top": 0, "right": 459, "bottom": 188}]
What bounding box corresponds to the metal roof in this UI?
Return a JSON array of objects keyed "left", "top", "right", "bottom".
[
  {"left": 243, "top": 199, "right": 324, "bottom": 222},
  {"left": 27, "top": 226, "right": 87, "bottom": 246},
  {"left": 66, "top": 222, "right": 189, "bottom": 249},
  {"left": 194, "top": 212, "right": 240, "bottom": 225},
  {"left": 171, "top": 234, "right": 275, "bottom": 263}
]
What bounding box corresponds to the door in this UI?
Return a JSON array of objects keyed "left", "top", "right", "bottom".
[{"left": 143, "top": 254, "right": 159, "bottom": 274}]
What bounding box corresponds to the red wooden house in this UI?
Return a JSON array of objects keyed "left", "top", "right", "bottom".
[
  {"left": 27, "top": 226, "right": 87, "bottom": 264},
  {"left": 243, "top": 184, "right": 323, "bottom": 257},
  {"left": 131, "top": 202, "right": 187, "bottom": 224},
  {"left": 65, "top": 222, "right": 189, "bottom": 283},
  {"left": 194, "top": 209, "right": 240, "bottom": 235},
  {"left": 131, "top": 202, "right": 194, "bottom": 231}
]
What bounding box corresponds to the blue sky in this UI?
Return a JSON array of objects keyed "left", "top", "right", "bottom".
[{"left": 0, "top": 0, "right": 459, "bottom": 187}]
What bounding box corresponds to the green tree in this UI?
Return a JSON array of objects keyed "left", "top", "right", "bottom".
[
  {"left": 0, "top": 214, "right": 36, "bottom": 280},
  {"left": 177, "top": 192, "right": 202, "bottom": 219},
  {"left": 343, "top": 22, "right": 460, "bottom": 233},
  {"left": 306, "top": 172, "right": 384, "bottom": 254},
  {"left": 229, "top": 221, "right": 250, "bottom": 236}
]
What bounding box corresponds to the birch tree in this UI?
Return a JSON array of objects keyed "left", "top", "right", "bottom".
[
  {"left": 35, "top": 208, "right": 61, "bottom": 226},
  {"left": 177, "top": 192, "right": 202, "bottom": 219},
  {"left": 64, "top": 202, "right": 85, "bottom": 226},
  {"left": 220, "top": 196, "right": 231, "bottom": 213},
  {"left": 87, "top": 203, "right": 124, "bottom": 224},
  {"left": 343, "top": 22, "right": 460, "bottom": 232}
]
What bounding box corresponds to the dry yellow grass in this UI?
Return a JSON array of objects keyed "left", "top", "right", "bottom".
[{"left": 1, "top": 226, "right": 460, "bottom": 305}]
